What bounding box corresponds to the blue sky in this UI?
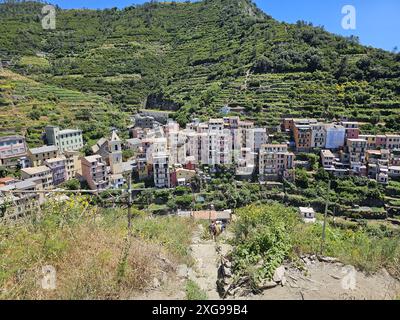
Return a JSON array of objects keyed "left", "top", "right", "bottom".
[{"left": 47, "top": 0, "right": 399, "bottom": 52}]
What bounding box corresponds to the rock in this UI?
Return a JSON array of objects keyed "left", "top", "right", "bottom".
[
  {"left": 281, "top": 276, "right": 287, "bottom": 286},
  {"left": 224, "top": 260, "right": 232, "bottom": 269},
  {"left": 238, "top": 288, "right": 253, "bottom": 297},
  {"left": 310, "top": 255, "right": 317, "bottom": 261},
  {"left": 218, "top": 264, "right": 227, "bottom": 280},
  {"left": 160, "top": 257, "right": 174, "bottom": 271},
  {"left": 153, "top": 277, "right": 161, "bottom": 288},
  {"left": 187, "top": 268, "right": 195, "bottom": 281},
  {"left": 236, "top": 276, "right": 251, "bottom": 287},
  {"left": 224, "top": 268, "right": 232, "bottom": 278},
  {"left": 319, "top": 256, "right": 339, "bottom": 263},
  {"left": 273, "top": 266, "right": 286, "bottom": 283},
  {"left": 230, "top": 286, "right": 242, "bottom": 297},
  {"left": 177, "top": 264, "right": 188, "bottom": 278},
  {"left": 259, "top": 280, "right": 278, "bottom": 290}
]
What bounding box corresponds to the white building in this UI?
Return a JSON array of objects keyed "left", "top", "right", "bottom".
[
  {"left": 254, "top": 128, "right": 268, "bottom": 152},
  {"left": 153, "top": 152, "right": 170, "bottom": 188},
  {"left": 311, "top": 123, "right": 326, "bottom": 149},
  {"left": 299, "top": 207, "right": 316, "bottom": 223},
  {"left": 45, "top": 126, "right": 84, "bottom": 153},
  {"left": 321, "top": 149, "right": 335, "bottom": 169}
]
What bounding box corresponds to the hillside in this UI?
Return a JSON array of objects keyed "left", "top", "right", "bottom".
[
  {"left": 0, "top": 69, "right": 128, "bottom": 146},
  {"left": 1, "top": 0, "right": 400, "bottom": 133}
]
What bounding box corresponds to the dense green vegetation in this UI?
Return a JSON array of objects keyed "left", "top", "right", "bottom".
[
  {"left": 129, "top": 161, "right": 397, "bottom": 220},
  {"left": 231, "top": 203, "right": 400, "bottom": 288},
  {"left": 0, "top": 69, "right": 128, "bottom": 147},
  {"left": 1, "top": 0, "right": 400, "bottom": 138}
]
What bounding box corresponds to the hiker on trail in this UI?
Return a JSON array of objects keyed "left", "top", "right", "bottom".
[
  {"left": 210, "top": 220, "right": 217, "bottom": 240},
  {"left": 215, "top": 221, "right": 222, "bottom": 236}
]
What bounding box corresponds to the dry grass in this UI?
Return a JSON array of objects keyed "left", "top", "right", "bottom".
[{"left": 0, "top": 198, "right": 196, "bottom": 300}]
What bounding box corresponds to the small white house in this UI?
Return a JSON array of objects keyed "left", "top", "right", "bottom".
[{"left": 299, "top": 207, "right": 316, "bottom": 223}]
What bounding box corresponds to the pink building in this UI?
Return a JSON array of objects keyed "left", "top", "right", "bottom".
[
  {"left": 81, "top": 155, "right": 109, "bottom": 190},
  {"left": 342, "top": 122, "right": 360, "bottom": 140},
  {"left": 376, "top": 135, "right": 387, "bottom": 149},
  {"left": 0, "top": 135, "right": 28, "bottom": 168},
  {"left": 346, "top": 128, "right": 360, "bottom": 139}
]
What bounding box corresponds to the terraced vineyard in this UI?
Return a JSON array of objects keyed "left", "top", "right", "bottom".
[
  {"left": 0, "top": 69, "right": 128, "bottom": 146},
  {"left": 0, "top": 0, "right": 399, "bottom": 135}
]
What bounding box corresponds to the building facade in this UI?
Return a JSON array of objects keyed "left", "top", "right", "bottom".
[
  {"left": 45, "top": 126, "right": 84, "bottom": 152},
  {"left": 28, "top": 145, "right": 59, "bottom": 167},
  {"left": 0, "top": 135, "right": 28, "bottom": 168},
  {"left": 81, "top": 155, "right": 109, "bottom": 190}
]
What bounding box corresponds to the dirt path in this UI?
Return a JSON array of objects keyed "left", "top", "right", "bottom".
[
  {"left": 133, "top": 225, "right": 400, "bottom": 300},
  {"left": 188, "top": 224, "right": 221, "bottom": 300}
]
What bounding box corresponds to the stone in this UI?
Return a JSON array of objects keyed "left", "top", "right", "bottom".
[
  {"left": 177, "top": 264, "right": 188, "bottom": 278},
  {"left": 153, "top": 277, "right": 161, "bottom": 288},
  {"left": 310, "top": 255, "right": 317, "bottom": 261},
  {"left": 281, "top": 276, "right": 287, "bottom": 286},
  {"left": 319, "top": 256, "right": 339, "bottom": 263},
  {"left": 187, "top": 268, "right": 196, "bottom": 281},
  {"left": 239, "top": 288, "right": 253, "bottom": 297},
  {"left": 160, "top": 257, "right": 174, "bottom": 271},
  {"left": 259, "top": 280, "right": 278, "bottom": 290},
  {"left": 273, "top": 266, "right": 286, "bottom": 283}
]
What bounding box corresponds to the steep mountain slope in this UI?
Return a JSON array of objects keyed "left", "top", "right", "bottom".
[
  {"left": 1, "top": 0, "right": 399, "bottom": 132},
  {"left": 0, "top": 69, "right": 128, "bottom": 146}
]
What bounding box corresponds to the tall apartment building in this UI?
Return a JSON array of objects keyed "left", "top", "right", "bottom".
[
  {"left": 21, "top": 166, "right": 54, "bottom": 190},
  {"left": 81, "top": 155, "right": 109, "bottom": 190},
  {"left": 254, "top": 128, "right": 268, "bottom": 152},
  {"left": 207, "top": 119, "right": 233, "bottom": 166},
  {"left": 347, "top": 139, "right": 367, "bottom": 174},
  {"left": 365, "top": 149, "right": 390, "bottom": 183},
  {"left": 0, "top": 135, "right": 28, "bottom": 168},
  {"left": 146, "top": 137, "right": 168, "bottom": 164},
  {"left": 310, "top": 123, "right": 326, "bottom": 149},
  {"left": 259, "top": 144, "right": 295, "bottom": 181},
  {"left": 153, "top": 152, "right": 170, "bottom": 188},
  {"left": 64, "top": 150, "right": 82, "bottom": 180},
  {"left": 28, "top": 145, "right": 59, "bottom": 167},
  {"left": 166, "top": 122, "right": 187, "bottom": 165},
  {"left": 294, "top": 124, "right": 312, "bottom": 152},
  {"left": 45, "top": 126, "right": 84, "bottom": 153},
  {"left": 44, "top": 157, "right": 67, "bottom": 186}
]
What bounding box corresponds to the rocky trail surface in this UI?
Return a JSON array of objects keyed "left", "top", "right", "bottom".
[{"left": 134, "top": 224, "right": 400, "bottom": 300}]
